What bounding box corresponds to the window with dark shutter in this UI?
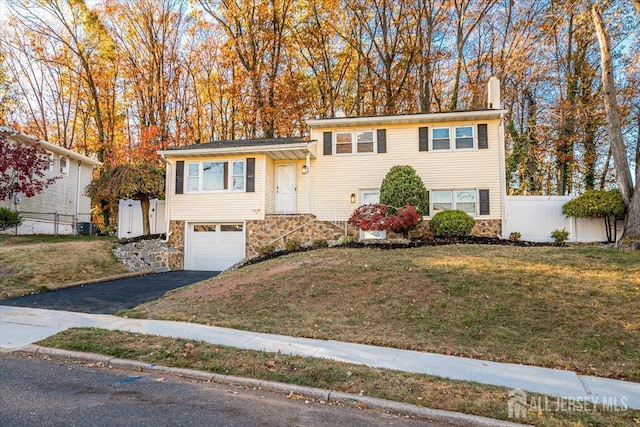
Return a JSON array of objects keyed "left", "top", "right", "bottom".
[
  {"left": 246, "top": 157, "right": 255, "bottom": 192},
  {"left": 323, "top": 132, "right": 332, "bottom": 155},
  {"left": 377, "top": 129, "right": 386, "bottom": 153},
  {"left": 477, "top": 124, "right": 488, "bottom": 149},
  {"left": 479, "top": 189, "right": 490, "bottom": 214},
  {"left": 175, "top": 161, "right": 184, "bottom": 194},
  {"left": 419, "top": 127, "right": 429, "bottom": 151}
]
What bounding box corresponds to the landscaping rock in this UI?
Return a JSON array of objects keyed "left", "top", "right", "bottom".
[{"left": 113, "top": 238, "right": 182, "bottom": 273}]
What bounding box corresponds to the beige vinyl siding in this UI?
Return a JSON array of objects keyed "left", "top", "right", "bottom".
[
  {"left": 169, "top": 154, "right": 266, "bottom": 221},
  {"left": 309, "top": 119, "right": 503, "bottom": 220}
]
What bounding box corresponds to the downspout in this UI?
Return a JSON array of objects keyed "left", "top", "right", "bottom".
[
  {"left": 75, "top": 160, "right": 82, "bottom": 235},
  {"left": 161, "top": 154, "right": 172, "bottom": 242},
  {"left": 305, "top": 147, "right": 311, "bottom": 213},
  {"left": 498, "top": 113, "right": 508, "bottom": 239}
]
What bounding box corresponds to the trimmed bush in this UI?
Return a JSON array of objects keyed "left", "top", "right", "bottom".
[
  {"left": 337, "top": 235, "right": 354, "bottom": 245},
  {"left": 509, "top": 232, "right": 522, "bottom": 242},
  {"left": 313, "top": 239, "right": 328, "bottom": 248},
  {"left": 285, "top": 238, "right": 301, "bottom": 252},
  {"left": 380, "top": 165, "right": 428, "bottom": 215},
  {"left": 257, "top": 245, "right": 276, "bottom": 257},
  {"left": 0, "top": 207, "right": 22, "bottom": 231},
  {"left": 551, "top": 228, "right": 570, "bottom": 244},
  {"left": 429, "top": 210, "right": 475, "bottom": 237}
]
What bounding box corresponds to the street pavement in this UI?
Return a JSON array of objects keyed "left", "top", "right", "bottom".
[{"left": 1, "top": 353, "right": 445, "bottom": 427}]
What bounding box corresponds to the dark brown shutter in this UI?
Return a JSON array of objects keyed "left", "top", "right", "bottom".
[
  {"left": 323, "top": 131, "right": 332, "bottom": 155},
  {"left": 223, "top": 162, "right": 229, "bottom": 190},
  {"left": 377, "top": 129, "right": 386, "bottom": 153},
  {"left": 419, "top": 127, "right": 429, "bottom": 151},
  {"left": 246, "top": 157, "right": 255, "bottom": 192},
  {"left": 478, "top": 124, "right": 488, "bottom": 149},
  {"left": 479, "top": 189, "right": 490, "bottom": 215},
  {"left": 175, "top": 161, "right": 184, "bottom": 194}
]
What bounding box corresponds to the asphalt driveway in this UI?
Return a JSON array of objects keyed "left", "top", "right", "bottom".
[{"left": 0, "top": 271, "right": 219, "bottom": 314}]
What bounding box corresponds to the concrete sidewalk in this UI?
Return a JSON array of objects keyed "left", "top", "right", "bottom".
[{"left": 1, "top": 305, "right": 638, "bottom": 410}]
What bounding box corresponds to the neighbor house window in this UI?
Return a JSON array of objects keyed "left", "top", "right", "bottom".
[
  {"left": 46, "top": 152, "right": 54, "bottom": 172},
  {"left": 430, "top": 189, "right": 478, "bottom": 215},
  {"left": 59, "top": 156, "right": 69, "bottom": 175},
  {"left": 335, "top": 130, "right": 377, "bottom": 155},
  {"left": 431, "top": 126, "right": 476, "bottom": 150},
  {"left": 186, "top": 160, "right": 244, "bottom": 192}
]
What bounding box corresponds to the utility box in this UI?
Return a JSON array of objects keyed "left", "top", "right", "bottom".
[{"left": 76, "top": 222, "right": 97, "bottom": 235}]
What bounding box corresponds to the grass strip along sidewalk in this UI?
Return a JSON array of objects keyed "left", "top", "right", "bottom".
[{"left": 38, "top": 328, "right": 639, "bottom": 427}]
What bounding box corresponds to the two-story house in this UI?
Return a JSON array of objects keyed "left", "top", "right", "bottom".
[
  {"left": 0, "top": 128, "right": 102, "bottom": 235},
  {"left": 159, "top": 79, "right": 507, "bottom": 271}
]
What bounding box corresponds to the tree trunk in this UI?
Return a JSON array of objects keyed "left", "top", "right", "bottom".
[
  {"left": 591, "top": 5, "right": 639, "bottom": 239},
  {"left": 140, "top": 197, "right": 151, "bottom": 236}
]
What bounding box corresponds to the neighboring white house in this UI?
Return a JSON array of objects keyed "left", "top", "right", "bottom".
[
  {"left": 0, "top": 128, "right": 102, "bottom": 235},
  {"left": 158, "top": 78, "right": 507, "bottom": 271}
]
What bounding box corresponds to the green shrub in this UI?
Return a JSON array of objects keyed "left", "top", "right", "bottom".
[
  {"left": 509, "top": 232, "right": 522, "bottom": 242},
  {"left": 379, "top": 165, "right": 428, "bottom": 215},
  {"left": 562, "top": 190, "right": 625, "bottom": 243},
  {"left": 257, "top": 245, "right": 276, "bottom": 257},
  {"left": 337, "top": 235, "right": 354, "bottom": 245},
  {"left": 429, "top": 210, "right": 475, "bottom": 237},
  {"left": 551, "top": 228, "right": 570, "bottom": 244},
  {"left": 0, "top": 208, "right": 22, "bottom": 231},
  {"left": 284, "top": 238, "right": 301, "bottom": 252},
  {"left": 312, "top": 239, "right": 328, "bottom": 248}
]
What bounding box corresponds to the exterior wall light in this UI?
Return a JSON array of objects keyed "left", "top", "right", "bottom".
[
  {"left": 302, "top": 165, "right": 309, "bottom": 174},
  {"left": 350, "top": 193, "right": 356, "bottom": 203}
]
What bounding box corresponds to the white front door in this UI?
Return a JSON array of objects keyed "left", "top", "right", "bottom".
[
  {"left": 275, "top": 164, "right": 297, "bottom": 213},
  {"left": 360, "top": 190, "right": 386, "bottom": 239}
]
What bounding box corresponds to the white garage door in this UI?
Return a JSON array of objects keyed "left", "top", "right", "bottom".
[{"left": 187, "top": 223, "right": 245, "bottom": 271}]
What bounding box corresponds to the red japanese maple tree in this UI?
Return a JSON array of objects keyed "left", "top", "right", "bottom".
[
  {"left": 348, "top": 203, "right": 421, "bottom": 238},
  {"left": 0, "top": 134, "right": 60, "bottom": 201}
]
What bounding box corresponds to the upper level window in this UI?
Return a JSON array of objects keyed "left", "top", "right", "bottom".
[
  {"left": 59, "top": 156, "right": 69, "bottom": 175},
  {"left": 186, "top": 160, "right": 244, "bottom": 192},
  {"left": 432, "top": 126, "right": 475, "bottom": 151},
  {"left": 432, "top": 128, "right": 450, "bottom": 150},
  {"left": 455, "top": 126, "right": 474, "bottom": 149},
  {"left": 335, "top": 130, "right": 376, "bottom": 155},
  {"left": 335, "top": 132, "right": 353, "bottom": 154}
]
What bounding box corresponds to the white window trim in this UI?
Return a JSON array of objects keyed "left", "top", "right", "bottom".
[
  {"left": 185, "top": 159, "right": 245, "bottom": 193},
  {"left": 46, "top": 151, "right": 55, "bottom": 172},
  {"left": 59, "top": 156, "right": 69, "bottom": 175},
  {"left": 333, "top": 129, "right": 377, "bottom": 156},
  {"left": 431, "top": 125, "right": 476, "bottom": 151},
  {"left": 429, "top": 189, "right": 479, "bottom": 216}
]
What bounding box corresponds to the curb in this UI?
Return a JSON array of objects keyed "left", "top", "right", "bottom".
[
  {"left": 17, "top": 344, "right": 529, "bottom": 427},
  {"left": 59, "top": 270, "right": 154, "bottom": 287}
]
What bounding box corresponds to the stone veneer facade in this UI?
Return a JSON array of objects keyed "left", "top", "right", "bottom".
[
  {"left": 246, "top": 214, "right": 347, "bottom": 258},
  {"left": 166, "top": 217, "right": 502, "bottom": 270}
]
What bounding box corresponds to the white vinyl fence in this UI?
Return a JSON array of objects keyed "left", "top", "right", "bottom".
[
  {"left": 503, "top": 196, "right": 624, "bottom": 243},
  {"left": 117, "top": 199, "right": 167, "bottom": 239}
]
